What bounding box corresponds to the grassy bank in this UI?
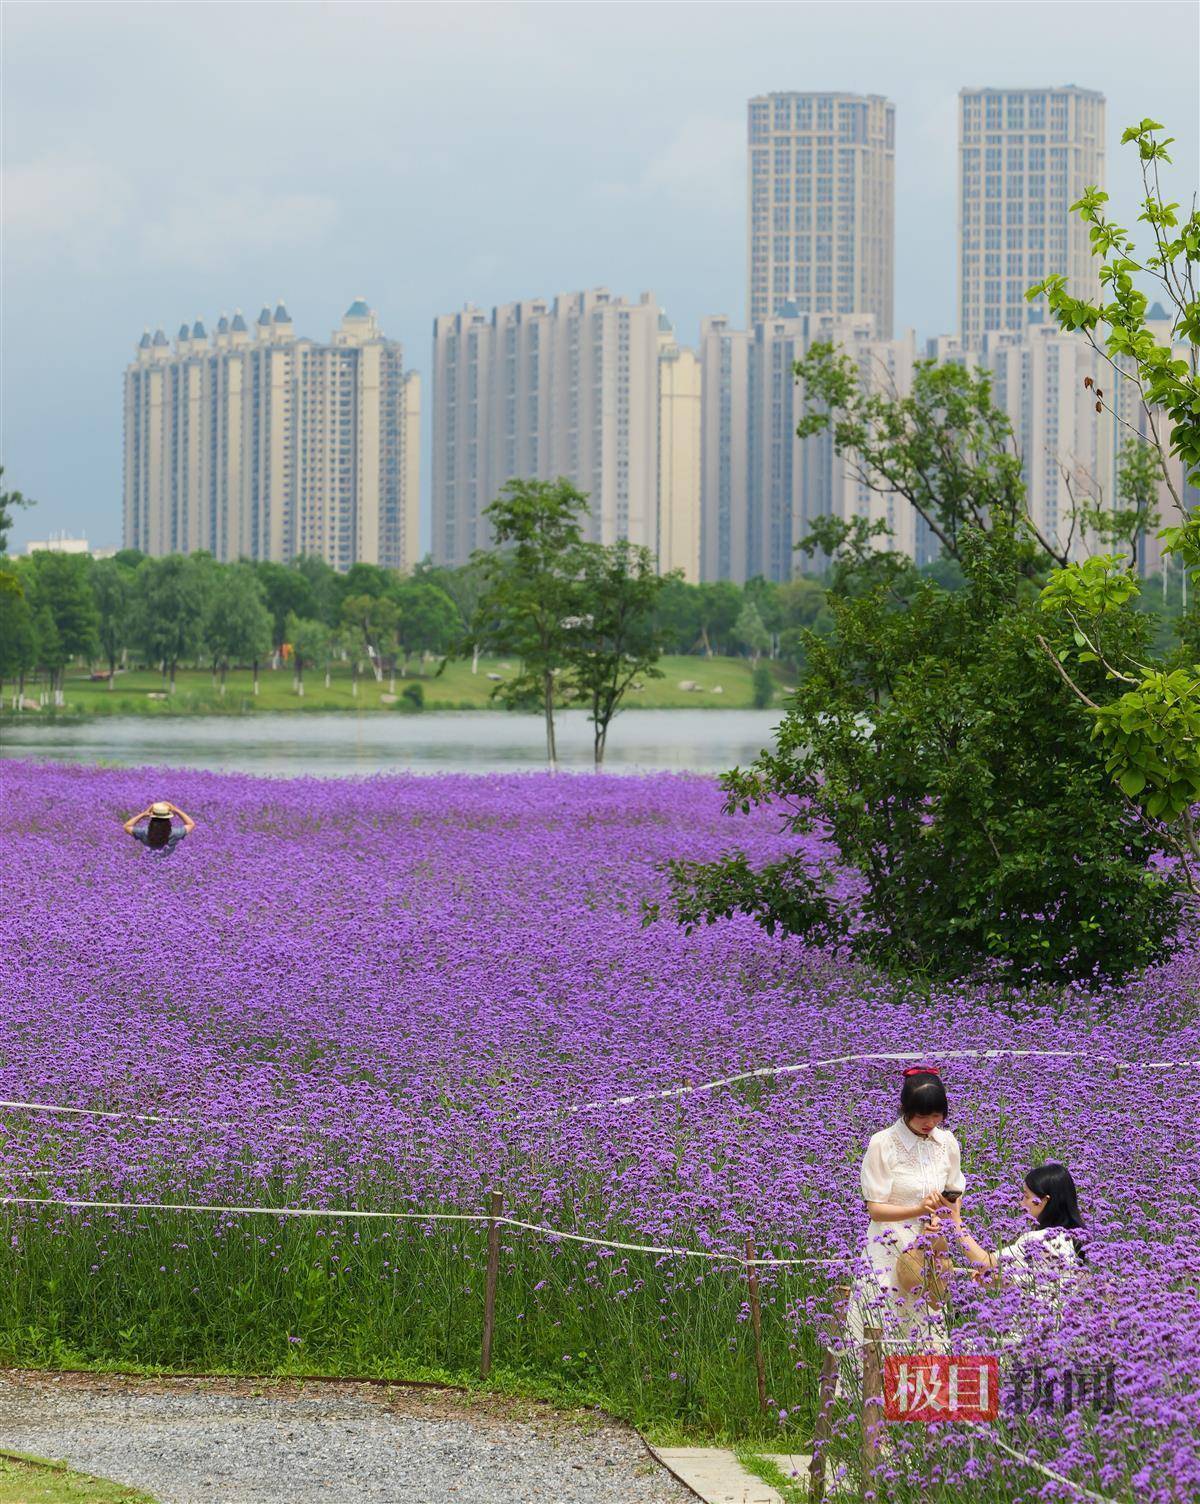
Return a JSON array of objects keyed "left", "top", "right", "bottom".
[
  {"left": 0, "top": 1452, "right": 156, "bottom": 1504},
  {"left": 1, "top": 655, "right": 790, "bottom": 719}
]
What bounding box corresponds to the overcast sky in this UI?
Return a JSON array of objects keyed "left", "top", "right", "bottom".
[{"left": 3, "top": 1, "right": 1196, "bottom": 552}]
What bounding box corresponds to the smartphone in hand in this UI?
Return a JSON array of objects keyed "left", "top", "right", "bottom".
[{"left": 941, "top": 1189, "right": 962, "bottom": 1202}]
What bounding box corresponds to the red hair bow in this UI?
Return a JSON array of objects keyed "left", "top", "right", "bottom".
[{"left": 903, "top": 1064, "right": 941, "bottom": 1077}]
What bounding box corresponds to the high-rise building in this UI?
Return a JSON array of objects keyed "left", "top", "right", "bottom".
[
  {"left": 431, "top": 288, "right": 701, "bottom": 574},
  {"left": 123, "top": 300, "right": 420, "bottom": 571},
  {"left": 747, "top": 92, "right": 895, "bottom": 335},
  {"left": 957, "top": 86, "right": 1105, "bottom": 345},
  {"left": 700, "top": 308, "right": 918, "bottom": 583},
  {"left": 656, "top": 316, "right": 702, "bottom": 583}
]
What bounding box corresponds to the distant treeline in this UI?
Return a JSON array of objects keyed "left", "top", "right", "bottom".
[{"left": 0, "top": 540, "right": 1187, "bottom": 709}]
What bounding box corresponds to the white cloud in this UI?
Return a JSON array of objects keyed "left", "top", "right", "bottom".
[
  {"left": 1, "top": 159, "right": 338, "bottom": 273},
  {"left": 2, "top": 155, "right": 135, "bottom": 264},
  {"left": 597, "top": 114, "right": 743, "bottom": 208},
  {"left": 138, "top": 189, "right": 339, "bottom": 270}
]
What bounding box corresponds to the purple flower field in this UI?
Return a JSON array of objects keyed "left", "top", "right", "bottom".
[{"left": 1, "top": 759, "right": 1197, "bottom": 1500}]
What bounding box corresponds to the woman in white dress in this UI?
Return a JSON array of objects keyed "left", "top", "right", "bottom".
[{"left": 846, "top": 1066, "right": 966, "bottom": 1360}]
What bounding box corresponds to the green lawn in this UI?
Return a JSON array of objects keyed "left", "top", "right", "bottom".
[
  {"left": 4, "top": 656, "right": 793, "bottom": 718},
  {"left": 0, "top": 1453, "right": 156, "bottom": 1504}
]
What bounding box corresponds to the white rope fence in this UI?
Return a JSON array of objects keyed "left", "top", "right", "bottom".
[
  {"left": 4, "top": 1047, "right": 1197, "bottom": 1146},
  {"left": 0, "top": 1193, "right": 841, "bottom": 1268},
  {"left": 988, "top": 1436, "right": 1119, "bottom": 1504}
]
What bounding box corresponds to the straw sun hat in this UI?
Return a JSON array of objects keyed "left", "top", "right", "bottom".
[{"left": 150, "top": 802, "right": 172, "bottom": 818}]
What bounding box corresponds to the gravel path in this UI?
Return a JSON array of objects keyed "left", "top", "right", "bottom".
[{"left": 0, "top": 1373, "right": 695, "bottom": 1504}]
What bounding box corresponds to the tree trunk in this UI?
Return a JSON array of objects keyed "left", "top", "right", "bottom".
[
  {"left": 388, "top": 657, "right": 396, "bottom": 694},
  {"left": 297, "top": 663, "right": 304, "bottom": 697},
  {"left": 169, "top": 662, "right": 177, "bottom": 694},
  {"left": 324, "top": 668, "right": 331, "bottom": 689},
  {"left": 211, "top": 666, "right": 217, "bottom": 688},
  {"left": 161, "top": 662, "right": 168, "bottom": 689},
  {"left": 17, "top": 671, "right": 25, "bottom": 710},
  {"left": 471, "top": 642, "right": 480, "bottom": 675},
  {"left": 219, "top": 663, "right": 227, "bottom": 697},
  {"left": 352, "top": 661, "right": 359, "bottom": 699},
  {"left": 107, "top": 653, "right": 116, "bottom": 690},
  {"left": 253, "top": 660, "right": 260, "bottom": 696},
  {"left": 543, "top": 668, "right": 557, "bottom": 770}
]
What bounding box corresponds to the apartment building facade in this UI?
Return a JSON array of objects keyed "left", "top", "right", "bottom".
[
  {"left": 747, "top": 91, "right": 895, "bottom": 335},
  {"left": 123, "top": 300, "right": 420, "bottom": 571}
]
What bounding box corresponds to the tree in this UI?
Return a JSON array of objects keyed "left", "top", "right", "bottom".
[
  {"left": 732, "top": 600, "right": 770, "bottom": 664},
  {"left": 657, "top": 526, "right": 1179, "bottom": 983},
  {"left": 1029, "top": 117, "right": 1198, "bottom": 510},
  {"left": 657, "top": 275, "right": 1192, "bottom": 982},
  {"left": 292, "top": 554, "right": 340, "bottom": 628},
  {"left": 563, "top": 541, "right": 667, "bottom": 767},
  {"left": 394, "top": 579, "right": 459, "bottom": 675},
  {"left": 285, "top": 613, "right": 330, "bottom": 698},
  {"left": 90, "top": 557, "right": 133, "bottom": 689},
  {"left": 695, "top": 581, "right": 741, "bottom": 656},
  {"left": 25, "top": 551, "right": 98, "bottom": 705},
  {"left": 0, "top": 467, "right": 34, "bottom": 556},
  {"left": 201, "top": 563, "right": 272, "bottom": 696},
  {"left": 473, "top": 478, "right": 587, "bottom": 767},
  {"left": 255, "top": 562, "right": 316, "bottom": 659},
  {"left": 341, "top": 593, "right": 397, "bottom": 683},
  {"left": 1026, "top": 118, "right": 1200, "bottom": 897},
  {"left": 796, "top": 347, "right": 1067, "bottom": 568},
  {"left": 130, "top": 555, "right": 206, "bottom": 692},
  {"left": 419, "top": 558, "right": 490, "bottom": 671},
  {"left": 32, "top": 605, "right": 62, "bottom": 707},
  {"left": 777, "top": 575, "right": 830, "bottom": 671},
  {"left": 0, "top": 586, "right": 37, "bottom": 708},
  {"left": 653, "top": 575, "right": 705, "bottom": 654}
]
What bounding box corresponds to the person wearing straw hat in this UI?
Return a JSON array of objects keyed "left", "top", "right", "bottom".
[
  {"left": 845, "top": 1065, "right": 966, "bottom": 1367},
  {"left": 123, "top": 800, "right": 196, "bottom": 855}
]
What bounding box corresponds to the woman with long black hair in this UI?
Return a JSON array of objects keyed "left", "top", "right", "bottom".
[
  {"left": 123, "top": 800, "right": 196, "bottom": 855},
  {"left": 948, "top": 1161, "right": 1087, "bottom": 1282}
]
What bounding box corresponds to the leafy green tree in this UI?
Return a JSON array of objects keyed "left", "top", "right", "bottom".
[
  {"left": 777, "top": 575, "right": 830, "bottom": 671},
  {"left": 796, "top": 348, "right": 1067, "bottom": 569},
  {"left": 751, "top": 663, "right": 775, "bottom": 709},
  {"left": 255, "top": 562, "right": 317, "bottom": 659},
  {"left": 90, "top": 557, "right": 133, "bottom": 689},
  {"left": 653, "top": 575, "right": 705, "bottom": 654},
  {"left": 473, "top": 478, "right": 587, "bottom": 767},
  {"left": 32, "top": 605, "right": 61, "bottom": 706},
  {"left": 341, "top": 593, "right": 398, "bottom": 683},
  {"left": 418, "top": 558, "right": 491, "bottom": 671},
  {"left": 25, "top": 551, "right": 98, "bottom": 705},
  {"left": 394, "top": 579, "right": 459, "bottom": 675},
  {"left": 563, "top": 541, "right": 666, "bottom": 767},
  {"left": 0, "top": 467, "right": 34, "bottom": 556},
  {"left": 658, "top": 270, "right": 1193, "bottom": 981},
  {"left": 695, "top": 581, "right": 741, "bottom": 656},
  {"left": 659, "top": 527, "right": 1178, "bottom": 983},
  {"left": 733, "top": 600, "right": 771, "bottom": 664},
  {"left": 0, "top": 586, "right": 37, "bottom": 707},
  {"left": 292, "top": 554, "right": 340, "bottom": 627},
  {"left": 201, "top": 563, "right": 273, "bottom": 696},
  {"left": 131, "top": 554, "right": 206, "bottom": 692},
  {"left": 1029, "top": 117, "right": 1198, "bottom": 506},
  {"left": 285, "top": 613, "right": 330, "bottom": 697},
  {"left": 1027, "top": 118, "right": 1200, "bottom": 895}
]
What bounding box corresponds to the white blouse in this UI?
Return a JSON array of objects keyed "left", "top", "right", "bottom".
[{"left": 860, "top": 1117, "right": 966, "bottom": 1212}]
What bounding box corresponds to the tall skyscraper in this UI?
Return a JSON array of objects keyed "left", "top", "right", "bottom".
[
  {"left": 431, "top": 288, "right": 701, "bottom": 575},
  {"left": 747, "top": 92, "right": 895, "bottom": 335},
  {"left": 123, "top": 300, "right": 420, "bottom": 571},
  {"left": 958, "top": 86, "right": 1105, "bottom": 345}
]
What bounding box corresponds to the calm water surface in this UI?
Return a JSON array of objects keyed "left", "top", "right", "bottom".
[{"left": 0, "top": 709, "right": 782, "bottom": 776}]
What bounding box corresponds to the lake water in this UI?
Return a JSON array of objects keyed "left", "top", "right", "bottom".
[{"left": 0, "top": 709, "right": 783, "bottom": 776}]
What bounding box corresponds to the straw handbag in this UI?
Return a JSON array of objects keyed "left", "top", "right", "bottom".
[{"left": 895, "top": 1231, "right": 951, "bottom": 1307}]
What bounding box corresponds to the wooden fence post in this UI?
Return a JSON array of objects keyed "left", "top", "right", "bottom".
[
  {"left": 744, "top": 1235, "right": 768, "bottom": 1413},
  {"left": 808, "top": 1282, "right": 851, "bottom": 1503},
  {"left": 861, "top": 1324, "right": 884, "bottom": 1489},
  {"left": 480, "top": 1190, "right": 503, "bottom": 1379}
]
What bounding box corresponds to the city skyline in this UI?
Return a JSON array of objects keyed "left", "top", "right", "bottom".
[{"left": 4, "top": 3, "right": 1197, "bottom": 552}]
